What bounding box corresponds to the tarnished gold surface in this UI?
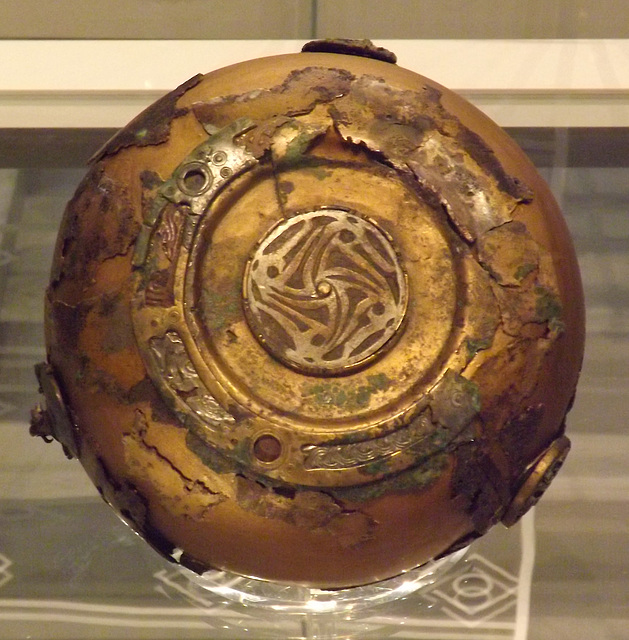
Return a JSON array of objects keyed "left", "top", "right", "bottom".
[{"left": 31, "top": 40, "right": 585, "bottom": 588}]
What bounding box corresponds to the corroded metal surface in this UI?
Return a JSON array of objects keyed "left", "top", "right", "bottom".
[
  {"left": 31, "top": 40, "right": 585, "bottom": 588},
  {"left": 301, "top": 38, "right": 398, "bottom": 64}
]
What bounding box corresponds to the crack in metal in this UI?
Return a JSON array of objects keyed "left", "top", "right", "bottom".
[{"left": 123, "top": 411, "right": 227, "bottom": 517}]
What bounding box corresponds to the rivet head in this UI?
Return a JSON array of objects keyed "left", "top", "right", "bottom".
[
  {"left": 253, "top": 434, "right": 283, "bottom": 463},
  {"left": 177, "top": 162, "right": 213, "bottom": 196}
]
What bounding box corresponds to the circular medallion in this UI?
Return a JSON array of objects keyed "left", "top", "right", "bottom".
[
  {"left": 501, "top": 435, "right": 571, "bottom": 527},
  {"left": 243, "top": 209, "right": 408, "bottom": 375}
]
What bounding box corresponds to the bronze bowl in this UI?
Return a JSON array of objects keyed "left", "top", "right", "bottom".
[{"left": 31, "top": 40, "right": 584, "bottom": 589}]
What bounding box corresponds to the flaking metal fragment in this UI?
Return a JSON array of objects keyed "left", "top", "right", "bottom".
[
  {"left": 31, "top": 362, "right": 79, "bottom": 459},
  {"left": 235, "top": 476, "right": 377, "bottom": 549},
  {"left": 477, "top": 221, "right": 541, "bottom": 286},
  {"left": 92, "top": 73, "right": 204, "bottom": 162},
  {"left": 123, "top": 411, "right": 230, "bottom": 521},
  {"left": 302, "top": 39, "right": 398, "bottom": 64}
]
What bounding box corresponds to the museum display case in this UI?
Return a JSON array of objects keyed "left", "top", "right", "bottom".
[{"left": 0, "top": 4, "right": 628, "bottom": 637}]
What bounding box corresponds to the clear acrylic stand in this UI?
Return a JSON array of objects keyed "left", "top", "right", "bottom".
[{"left": 181, "top": 547, "right": 469, "bottom": 615}]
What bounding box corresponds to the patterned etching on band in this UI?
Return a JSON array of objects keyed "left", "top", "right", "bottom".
[
  {"left": 244, "top": 209, "right": 408, "bottom": 374},
  {"left": 302, "top": 411, "right": 433, "bottom": 470},
  {"left": 143, "top": 207, "right": 184, "bottom": 308},
  {"left": 149, "top": 331, "right": 235, "bottom": 428}
]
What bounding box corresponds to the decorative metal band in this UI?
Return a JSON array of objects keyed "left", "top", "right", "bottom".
[
  {"left": 302, "top": 410, "right": 433, "bottom": 470},
  {"left": 133, "top": 117, "right": 257, "bottom": 268},
  {"left": 149, "top": 331, "right": 235, "bottom": 430},
  {"left": 243, "top": 209, "right": 408, "bottom": 375},
  {"left": 301, "top": 371, "right": 479, "bottom": 471},
  {"left": 133, "top": 120, "right": 258, "bottom": 438}
]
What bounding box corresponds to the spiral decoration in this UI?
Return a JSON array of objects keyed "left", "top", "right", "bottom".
[{"left": 243, "top": 209, "right": 408, "bottom": 375}]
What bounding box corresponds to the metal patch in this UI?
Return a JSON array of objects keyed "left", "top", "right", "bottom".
[
  {"left": 429, "top": 370, "right": 481, "bottom": 431},
  {"left": 148, "top": 331, "right": 235, "bottom": 431},
  {"left": 243, "top": 208, "right": 408, "bottom": 375},
  {"left": 132, "top": 117, "right": 257, "bottom": 268},
  {"left": 132, "top": 120, "right": 257, "bottom": 444},
  {"left": 302, "top": 410, "right": 432, "bottom": 470}
]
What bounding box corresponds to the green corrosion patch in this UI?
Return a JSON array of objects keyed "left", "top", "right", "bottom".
[
  {"left": 200, "top": 278, "right": 242, "bottom": 332},
  {"left": 273, "top": 120, "right": 327, "bottom": 170},
  {"left": 534, "top": 286, "right": 564, "bottom": 333},
  {"left": 306, "top": 165, "right": 334, "bottom": 181},
  {"left": 304, "top": 373, "right": 391, "bottom": 411},
  {"left": 361, "top": 458, "right": 391, "bottom": 476},
  {"left": 514, "top": 262, "right": 537, "bottom": 282},
  {"left": 331, "top": 451, "right": 449, "bottom": 503},
  {"left": 465, "top": 337, "right": 493, "bottom": 361},
  {"left": 283, "top": 130, "right": 317, "bottom": 164}
]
